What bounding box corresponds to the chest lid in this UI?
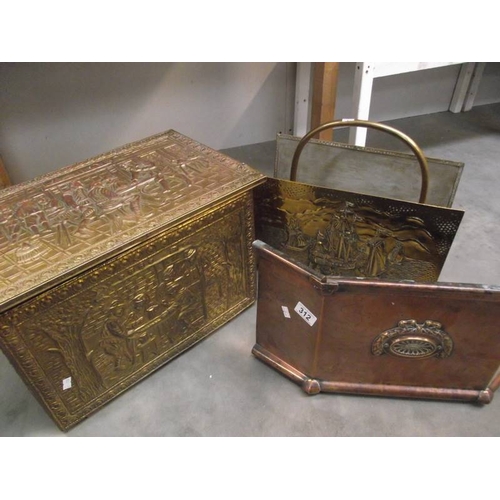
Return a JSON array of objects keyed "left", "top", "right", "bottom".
[
  {"left": 253, "top": 240, "right": 500, "bottom": 402},
  {"left": 0, "top": 130, "right": 265, "bottom": 313}
]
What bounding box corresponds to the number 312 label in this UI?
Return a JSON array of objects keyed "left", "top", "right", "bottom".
[{"left": 294, "top": 301, "right": 317, "bottom": 327}]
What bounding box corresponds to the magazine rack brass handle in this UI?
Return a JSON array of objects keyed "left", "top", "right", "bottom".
[{"left": 290, "top": 120, "right": 430, "bottom": 204}]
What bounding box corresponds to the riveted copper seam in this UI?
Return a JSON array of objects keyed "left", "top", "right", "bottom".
[
  {"left": 486, "top": 364, "right": 500, "bottom": 393},
  {"left": 311, "top": 289, "right": 327, "bottom": 376}
]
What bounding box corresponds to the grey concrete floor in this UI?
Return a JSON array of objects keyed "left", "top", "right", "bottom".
[{"left": 1, "top": 103, "right": 500, "bottom": 436}]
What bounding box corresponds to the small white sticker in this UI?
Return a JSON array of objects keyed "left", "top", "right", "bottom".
[
  {"left": 62, "top": 377, "right": 72, "bottom": 390},
  {"left": 342, "top": 118, "right": 355, "bottom": 122},
  {"left": 281, "top": 306, "right": 291, "bottom": 318},
  {"left": 294, "top": 301, "right": 317, "bottom": 326}
]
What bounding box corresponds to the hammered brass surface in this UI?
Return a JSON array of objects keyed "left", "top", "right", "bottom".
[
  {"left": 254, "top": 178, "right": 464, "bottom": 282},
  {"left": 0, "top": 130, "right": 264, "bottom": 312},
  {"left": 0, "top": 193, "right": 256, "bottom": 430}
]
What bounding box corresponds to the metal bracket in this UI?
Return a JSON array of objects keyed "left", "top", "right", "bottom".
[{"left": 310, "top": 276, "right": 339, "bottom": 295}]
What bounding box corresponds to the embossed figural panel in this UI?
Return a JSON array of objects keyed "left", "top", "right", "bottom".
[{"left": 0, "top": 194, "right": 256, "bottom": 430}]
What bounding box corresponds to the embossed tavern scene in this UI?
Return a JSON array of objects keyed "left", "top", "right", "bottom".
[{"left": 0, "top": 130, "right": 265, "bottom": 430}]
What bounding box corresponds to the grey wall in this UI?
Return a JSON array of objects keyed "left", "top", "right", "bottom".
[
  {"left": 0, "top": 62, "right": 295, "bottom": 184},
  {"left": 1, "top": 62, "right": 499, "bottom": 184}
]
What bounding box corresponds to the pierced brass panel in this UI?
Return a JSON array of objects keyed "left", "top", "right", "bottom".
[
  {"left": 254, "top": 178, "right": 463, "bottom": 282},
  {"left": 0, "top": 193, "right": 256, "bottom": 430}
]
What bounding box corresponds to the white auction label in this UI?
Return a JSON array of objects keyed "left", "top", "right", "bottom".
[
  {"left": 62, "top": 377, "right": 72, "bottom": 390},
  {"left": 281, "top": 306, "right": 291, "bottom": 318},
  {"left": 294, "top": 301, "right": 317, "bottom": 326}
]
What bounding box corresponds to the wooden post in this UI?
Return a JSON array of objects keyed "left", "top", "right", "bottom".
[
  {"left": 0, "top": 156, "right": 11, "bottom": 189},
  {"left": 311, "top": 62, "right": 339, "bottom": 141}
]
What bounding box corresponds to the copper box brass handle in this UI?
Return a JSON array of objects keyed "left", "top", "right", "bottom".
[
  {"left": 290, "top": 119, "right": 430, "bottom": 204},
  {"left": 371, "top": 319, "right": 453, "bottom": 359}
]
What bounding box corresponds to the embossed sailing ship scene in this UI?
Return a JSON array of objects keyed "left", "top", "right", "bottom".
[
  {"left": 255, "top": 177, "right": 463, "bottom": 282},
  {"left": 0, "top": 130, "right": 265, "bottom": 430},
  {"left": 255, "top": 120, "right": 464, "bottom": 282}
]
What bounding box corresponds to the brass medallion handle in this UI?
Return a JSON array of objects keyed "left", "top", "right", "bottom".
[
  {"left": 372, "top": 320, "right": 453, "bottom": 359},
  {"left": 290, "top": 120, "right": 429, "bottom": 204}
]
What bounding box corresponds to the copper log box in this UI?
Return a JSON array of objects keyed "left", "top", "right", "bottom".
[
  {"left": 0, "top": 131, "right": 265, "bottom": 430},
  {"left": 252, "top": 241, "right": 500, "bottom": 404}
]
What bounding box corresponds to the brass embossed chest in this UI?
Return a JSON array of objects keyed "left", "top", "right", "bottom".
[{"left": 0, "top": 131, "right": 265, "bottom": 430}]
